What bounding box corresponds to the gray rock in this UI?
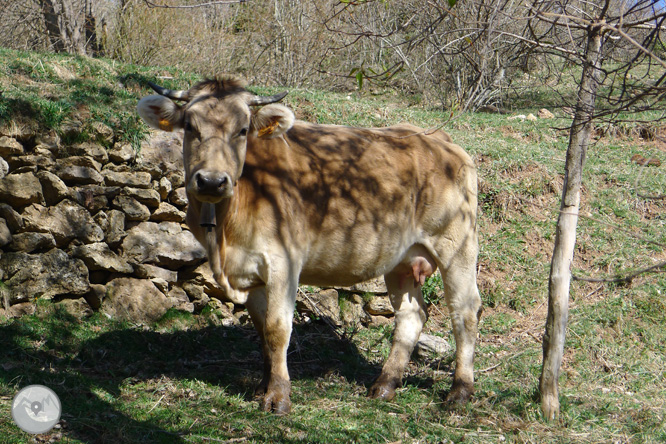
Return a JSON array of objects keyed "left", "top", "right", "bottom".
[
  {"left": 340, "top": 293, "right": 371, "bottom": 327},
  {"left": 364, "top": 295, "right": 394, "bottom": 316},
  {"left": 0, "top": 156, "right": 8, "bottom": 179},
  {"left": 34, "top": 132, "right": 61, "bottom": 151},
  {"left": 72, "top": 185, "right": 120, "bottom": 212},
  {"left": 11, "top": 165, "right": 38, "bottom": 174},
  {"left": 6, "top": 154, "right": 55, "bottom": 171},
  {"left": 0, "top": 172, "right": 44, "bottom": 206},
  {"left": 151, "top": 278, "right": 169, "bottom": 293},
  {"left": 1, "top": 302, "right": 36, "bottom": 318},
  {"left": 181, "top": 263, "right": 226, "bottom": 300},
  {"left": 0, "top": 249, "right": 89, "bottom": 304},
  {"left": 109, "top": 143, "right": 136, "bottom": 164},
  {"left": 0, "top": 218, "right": 11, "bottom": 247},
  {"left": 0, "top": 204, "right": 23, "bottom": 232},
  {"left": 7, "top": 232, "right": 56, "bottom": 252},
  {"left": 71, "top": 242, "right": 134, "bottom": 273},
  {"left": 84, "top": 284, "right": 107, "bottom": 310},
  {"left": 21, "top": 200, "right": 104, "bottom": 246},
  {"left": 121, "top": 187, "right": 161, "bottom": 208},
  {"left": 414, "top": 333, "right": 452, "bottom": 360},
  {"left": 139, "top": 131, "right": 183, "bottom": 174},
  {"left": 340, "top": 276, "right": 387, "bottom": 294},
  {"left": 168, "top": 287, "right": 195, "bottom": 313},
  {"left": 93, "top": 210, "right": 109, "bottom": 232},
  {"left": 56, "top": 297, "right": 94, "bottom": 318},
  {"left": 56, "top": 156, "right": 104, "bottom": 185},
  {"left": 60, "top": 120, "right": 83, "bottom": 141},
  {"left": 167, "top": 171, "right": 185, "bottom": 189},
  {"left": 36, "top": 170, "right": 69, "bottom": 205},
  {"left": 70, "top": 142, "right": 109, "bottom": 164},
  {"left": 134, "top": 264, "right": 178, "bottom": 283},
  {"left": 104, "top": 209, "right": 126, "bottom": 247},
  {"left": 121, "top": 221, "right": 206, "bottom": 269},
  {"left": 0, "top": 136, "right": 24, "bottom": 156},
  {"left": 103, "top": 170, "right": 152, "bottom": 188},
  {"left": 90, "top": 122, "right": 114, "bottom": 147},
  {"left": 182, "top": 282, "right": 210, "bottom": 312},
  {"left": 297, "top": 288, "right": 341, "bottom": 326},
  {"left": 111, "top": 195, "right": 150, "bottom": 221},
  {"left": 157, "top": 177, "right": 172, "bottom": 200},
  {"left": 136, "top": 163, "right": 162, "bottom": 180},
  {"left": 102, "top": 278, "right": 173, "bottom": 324},
  {"left": 170, "top": 187, "right": 188, "bottom": 207},
  {"left": 150, "top": 202, "right": 186, "bottom": 222}
]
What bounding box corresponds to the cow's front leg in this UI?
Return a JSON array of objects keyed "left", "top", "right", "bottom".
[
  {"left": 246, "top": 278, "right": 296, "bottom": 415},
  {"left": 245, "top": 289, "right": 271, "bottom": 396}
]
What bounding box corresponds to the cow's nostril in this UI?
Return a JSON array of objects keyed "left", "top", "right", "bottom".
[
  {"left": 195, "top": 171, "right": 231, "bottom": 196},
  {"left": 196, "top": 172, "right": 206, "bottom": 190}
]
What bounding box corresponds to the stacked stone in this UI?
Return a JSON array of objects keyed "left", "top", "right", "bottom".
[{"left": 0, "top": 126, "right": 227, "bottom": 323}]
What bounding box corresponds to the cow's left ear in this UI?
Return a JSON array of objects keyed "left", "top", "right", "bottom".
[{"left": 250, "top": 104, "right": 295, "bottom": 139}]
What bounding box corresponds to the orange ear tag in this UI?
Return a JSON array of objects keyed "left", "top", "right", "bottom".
[
  {"left": 158, "top": 119, "right": 173, "bottom": 132},
  {"left": 257, "top": 119, "right": 279, "bottom": 138}
]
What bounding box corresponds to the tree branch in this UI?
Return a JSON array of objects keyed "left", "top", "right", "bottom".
[
  {"left": 142, "top": 0, "right": 247, "bottom": 9},
  {"left": 573, "top": 261, "right": 666, "bottom": 284}
]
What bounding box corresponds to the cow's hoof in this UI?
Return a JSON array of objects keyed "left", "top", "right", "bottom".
[
  {"left": 261, "top": 392, "right": 291, "bottom": 415},
  {"left": 367, "top": 376, "right": 400, "bottom": 401},
  {"left": 445, "top": 380, "right": 474, "bottom": 405},
  {"left": 260, "top": 378, "right": 292, "bottom": 415}
]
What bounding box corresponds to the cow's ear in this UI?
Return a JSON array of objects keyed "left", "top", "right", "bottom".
[
  {"left": 137, "top": 95, "right": 184, "bottom": 132},
  {"left": 250, "top": 104, "right": 295, "bottom": 139}
]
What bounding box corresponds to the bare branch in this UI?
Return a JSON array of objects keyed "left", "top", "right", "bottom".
[
  {"left": 599, "top": 22, "right": 666, "bottom": 70},
  {"left": 573, "top": 261, "right": 666, "bottom": 284},
  {"left": 142, "top": 0, "right": 247, "bottom": 9}
]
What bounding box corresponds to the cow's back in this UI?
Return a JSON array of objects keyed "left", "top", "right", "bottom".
[{"left": 238, "top": 121, "right": 476, "bottom": 286}]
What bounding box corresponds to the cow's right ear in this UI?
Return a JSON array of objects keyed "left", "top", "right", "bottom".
[{"left": 137, "top": 95, "right": 184, "bottom": 132}]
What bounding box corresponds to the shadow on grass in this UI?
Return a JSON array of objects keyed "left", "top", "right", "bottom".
[{"left": 0, "top": 308, "right": 383, "bottom": 443}]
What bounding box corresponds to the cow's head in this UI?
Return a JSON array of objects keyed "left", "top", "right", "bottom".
[{"left": 137, "top": 77, "right": 293, "bottom": 203}]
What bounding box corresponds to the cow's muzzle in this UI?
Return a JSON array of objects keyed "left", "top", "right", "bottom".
[{"left": 190, "top": 170, "right": 233, "bottom": 202}]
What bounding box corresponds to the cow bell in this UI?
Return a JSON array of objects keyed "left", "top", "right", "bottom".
[{"left": 200, "top": 202, "right": 217, "bottom": 229}]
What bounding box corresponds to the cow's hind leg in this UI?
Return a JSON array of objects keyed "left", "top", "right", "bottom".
[
  {"left": 368, "top": 270, "right": 428, "bottom": 400},
  {"left": 441, "top": 255, "right": 482, "bottom": 404}
]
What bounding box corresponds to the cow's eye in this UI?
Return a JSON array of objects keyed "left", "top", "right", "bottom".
[
  {"left": 184, "top": 121, "right": 193, "bottom": 132},
  {"left": 239, "top": 127, "right": 249, "bottom": 137}
]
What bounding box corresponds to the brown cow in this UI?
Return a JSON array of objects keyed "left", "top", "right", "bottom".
[{"left": 137, "top": 77, "right": 481, "bottom": 415}]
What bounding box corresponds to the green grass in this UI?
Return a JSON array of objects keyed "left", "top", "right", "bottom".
[{"left": 1, "top": 49, "right": 666, "bottom": 442}]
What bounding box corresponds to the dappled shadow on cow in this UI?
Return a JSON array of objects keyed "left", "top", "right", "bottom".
[{"left": 137, "top": 76, "right": 481, "bottom": 415}]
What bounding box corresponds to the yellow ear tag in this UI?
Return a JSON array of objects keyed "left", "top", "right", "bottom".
[
  {"left": 158, "top": 118, "right": 173, "bottom": 132},
  {"left": 257, "top": 119, "right": 280, "bottom": 138}
]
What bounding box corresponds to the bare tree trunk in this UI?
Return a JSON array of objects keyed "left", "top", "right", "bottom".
[
  {"left": 38, "top": 0, "right": 88, "bottom": 55},
  {"left": 540, "top": 22, "right": 605, "bottom": 421},
  {"left": 84, "top": 0, "right": 100, "bottom": 56},
  {"left": 40, "top": 0, "right": 67, "bottom": 52}
]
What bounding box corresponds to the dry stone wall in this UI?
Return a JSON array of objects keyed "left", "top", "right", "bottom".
[
  {"left": 0, "top": 125, "right": 398, "bottom": 329},
  {"left": 0, "top": 126, "right": 221, "bottom": 322}
]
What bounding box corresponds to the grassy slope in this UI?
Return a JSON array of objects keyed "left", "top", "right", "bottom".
[{"left": 1, "top": 48, "right": 665, "bottom": 443}]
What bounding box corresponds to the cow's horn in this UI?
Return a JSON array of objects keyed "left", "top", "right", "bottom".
[
  {"left": 147, "top": 81, "right": 190, "bottom": 101},
  {"left": 248, "top": 91, "right": 288, "bottom": 106}
]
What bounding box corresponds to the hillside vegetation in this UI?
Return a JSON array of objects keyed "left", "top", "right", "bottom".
[{"left": 1, "top": 49, "right": 665, "bottom": 443}]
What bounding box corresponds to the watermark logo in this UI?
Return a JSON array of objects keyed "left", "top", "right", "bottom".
[{"left": 11, "top": 385, "right": 61, "bottom": 434}]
